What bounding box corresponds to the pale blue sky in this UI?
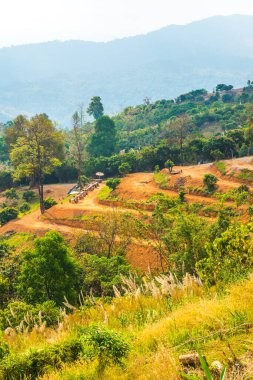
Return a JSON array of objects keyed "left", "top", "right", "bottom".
[{"left": 1, "top": 0, "right": 253, "bottom": 47}]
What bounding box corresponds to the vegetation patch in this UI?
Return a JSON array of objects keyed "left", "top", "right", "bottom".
[
  {"left": 214, "top": 161, "right": 227, "bottom": 175},
  {"left": 153, "top": 172, "right": 170, "bottom": 189}
]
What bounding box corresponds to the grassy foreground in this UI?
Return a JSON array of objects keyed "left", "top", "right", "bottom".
[{"left": 1, "top": 274, "right": 253, "bottom": 379}]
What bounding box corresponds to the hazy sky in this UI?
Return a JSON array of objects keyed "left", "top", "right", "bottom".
[{"left": 0, "top": 0, "right": 253, "bottom": 47}]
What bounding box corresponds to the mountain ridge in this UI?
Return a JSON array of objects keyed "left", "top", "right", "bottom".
[{"left": 1, "top": 15, "right": 253, "bottom": 126}]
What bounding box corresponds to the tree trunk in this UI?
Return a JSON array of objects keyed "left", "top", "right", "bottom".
[{"left": 38, "top": 178, "right": 45, "bottom": 214}]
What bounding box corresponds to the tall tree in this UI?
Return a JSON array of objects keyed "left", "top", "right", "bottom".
[
  {"left": 72, "top": 110, "right": 83, "bottom": 186},
  {"left": 163, "top": 115, "right": 193, "bottom": 161},
  {"left": 87, "top": 116, "right": 117, "bottom": 157},
  {"left": 87, "top": 96, "right": 104, "bottom": 120},
  {"left": 10, "top": 114, "right": 64, "bottom": 214}
]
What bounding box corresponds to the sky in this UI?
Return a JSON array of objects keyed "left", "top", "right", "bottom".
[{"left": 0, "top": 0, "right": 253, "bottom": 47}]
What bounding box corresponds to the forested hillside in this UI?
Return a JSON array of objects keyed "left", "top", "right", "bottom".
[{"left": 1, "top": 15, "right": 253, "bottom": 124}]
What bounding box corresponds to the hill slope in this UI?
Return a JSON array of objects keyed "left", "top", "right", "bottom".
[{"left": 1, "top": 15, "right": 253, "bottom": 125}]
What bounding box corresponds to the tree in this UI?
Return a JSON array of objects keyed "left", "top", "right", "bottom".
[
  {"left": 80, "top": 254, "right": 130, "bottom": 297},
  {"left": 88, "top": 116, "right": 117, "bottom": 157},
  {"left": 87, "top": 96, "right": 104, "bottom": 120},
  {"left": 17, "top": 231, "right": 81, "bottom": 305},
  {"left": 197, "top": 223, "right": 253, "bottom": 286},
  {"left": 118, "top": 162, "right": 131, "bottom": 176},
  {"left": 10, "top": 114, "right": 64, "bottom": 214},
  {"left": 165, "top": 159, "right": 174, "bottom": 173},
  {"left": 164, "top": 115, "right": 193, "bottom": 161},
  {"left": 72, "top": 111, "right": 83, "bottom": 186},
  {"left": 203, "top": 174, "right": 218, "bottom": 193}
]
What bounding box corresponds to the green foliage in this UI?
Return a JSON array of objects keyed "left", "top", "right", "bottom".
[
  {"left": 43, "top": 197, "right": 57, "bottom": 210},
  {"left": 22, "top": 190, "right": 35, "bottom": 202},
  {"left": 0, "top": 207, "right": 18, "bottom": 225},
  {"left": 0, "top": 338, "right": 83, "bottom": 380},
  {"left": 87, "top": 96, "right": 104, "bottom": 120},
  {"left": 80, "top": 255, "right": 131, "bottom": 297},
  {"left": 153, "top": 172, "right": 169, "bottom": 189},
  {"left": 106, "top": 178, "right": 120, "bottom": 191},
  {"left": 214, "top": 161, "right": 226, "bottom": 175},
  {"left": 203, "top": 173, "right": 218, "bottom": 193},
  {"left": 88, "top": 116, "right": 117, "bottom": 157},
  {"left": 5, "top": 188, "right": 18, "bottom": 199},
  {"left": 97, "top": 186, "right": 113, "bottom": 201},
  {"left": 0, "top": 300, "right": 61, "bottom": 330},
  {"left": 0, "top": 171, "right": 13, "bottom": 192},
  {"left": 0, "top": 333, "right": 9, "bottom": 361},
  {"left": 9, "top": 114, "right": 64, "bottom": 214},
  {"left": 178, "top": 190, "right": 186, "bottom": 203},
  {"left": 82, "top": 325, "right": 129, "bottom": 375},
  {"left": 237, "top": 184, "right": 250, "bottom": 193},
  {"left": 19, "top": 202, "right": 31, "bottom": 213},
  {"left": 164, "top": 159, "right": 174, "bottom": 173},
  {"left": 118, "top": 162, "right": 131, "bottom": 176},
  {"left": 197, "top": 223, "right": 253, "bottom": 286},
  {"left": 17, "top": 231, "right": 81, "bottom": 305}
]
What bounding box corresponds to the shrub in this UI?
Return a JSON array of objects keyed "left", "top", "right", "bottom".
[
  {"left": 43, "top": 198, "right": 57, "bottom": 210},
  {"left": 214, "top": 161, "right": 226, "bottom": 175},
  {"left": 118, "top": 162, "right": 131, "bottom": 176},
  {"left": 19, "top": 202, "right": 31, "bottom": 213},
  {"left": 80, "top": 254, "right": 131, "bottom": 297},
  {"left": 197, "top": 223, "right": 253, "bottom": 286},
  {"left": 178, "top": 190, "right": 186, "bottom": 203},
  {"left": 82, "top": 325, "right": 129, "bottom": 375},
  {"left": 154, "top": 165, "right": 160, "bottom": 173},
  {"left": 5, "top": 188, "right": 18, "bottom": 199},
  {"left": 0, "top": 171, "right": 13, "bottom": 192},
  {"left": 106, "top": 178, "right": 120, "bottom": 191},
  {"left": 203, "top": 173, "right": 218, "bottom": 193},
  {"left": 0, "top": 333, "right": 9, "bottom": 361},
  {"left": 22, "top": 190, "right": 35, "bottom": 202},
  {"left": 0, "top": 338, "right": 83, "bottom": 379},
  {"left": 237, "top": 184, "right": 250, "bottom": 193},
  {"left": 248, "top": 206, "right": 253, "bottom": 216},
  {"left": 0, "top": 207, "right": 19, "bottom": 226}
]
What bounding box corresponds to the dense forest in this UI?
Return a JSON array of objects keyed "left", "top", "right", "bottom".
[{"left": 0, "top": 81, "right": 253, "bottom": 379}]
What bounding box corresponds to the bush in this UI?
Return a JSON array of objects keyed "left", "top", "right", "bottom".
[
  {"left": 203, "top": 174, "right": 218, "bottom": 193},
  {"left": 106, "top": 178, "right": 120, "bottom": 191},
  {"left": 118, "top": 162, "right": 131, "bottom": 176},
  {"left": 0, "top": 207, "right": 19, "bottom": 226},
  {"left": 80, "top": 254, "right": 131, "bottom": 297},
  {"left": 19, "top": 202, "right": 31, "bottom": 213},
  {"left": 5, "top": 188, "right": 18, "bottom": 199},
  {"left": 0, "top": 333, "right": 9, "bottom": 361},
  {"left": 0, "top": 171, "right": 13, "bottom": 192},
  {"left": 0, "top": 338, "right": 83, "bottom": 379},
  {"left": 82, "top": 325, "right": 129, "bottom": 375},
  {"left": 237, "top": 184, "right": 250, "bottom": 193},
  {"left": 43, "top": 198, "right": 57, "bottom": 210},
  {"left": 22, "top": 190, "right": 35, "bottom": 202}
]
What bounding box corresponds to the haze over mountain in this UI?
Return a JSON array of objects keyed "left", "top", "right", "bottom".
[{"left": 0, "top": 14, "right": 253, "bottom": 126}]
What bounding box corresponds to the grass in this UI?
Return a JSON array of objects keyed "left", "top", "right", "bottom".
[
  {"left": 214, "top": 161, "right": 227, "bottom": 175},
  {"left": 153, "top": 172, "right": 170, "bottom": 189},
  {"left": 2, "top": 275, "right": 253, "bottom": 379},
  {"left": 97, "top": 185, "right": 119, "bottom": 201}
]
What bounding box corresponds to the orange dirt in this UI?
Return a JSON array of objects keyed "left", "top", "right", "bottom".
[{"left": 1, "top": 156, "right": 253, "bottom": 270}]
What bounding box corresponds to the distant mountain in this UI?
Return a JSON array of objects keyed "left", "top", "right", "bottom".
[{"left": 1, "top": 15, "right": 253, "bottom": 126}]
